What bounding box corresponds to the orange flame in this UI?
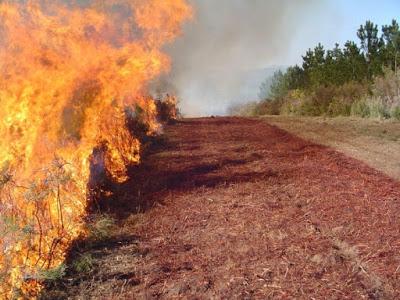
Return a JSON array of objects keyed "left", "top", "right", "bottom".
[{"left": 0, "top": 0, "right": 192, "bottom": 297}]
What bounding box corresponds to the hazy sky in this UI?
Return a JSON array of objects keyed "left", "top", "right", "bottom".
[
  {"left": 182, "top": 0, "right": 395, "bottom": 68},
  {"left": 163, "top": 0, "right": 399, "bottom": 116}
]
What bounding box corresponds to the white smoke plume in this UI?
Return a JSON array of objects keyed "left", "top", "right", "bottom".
[{"left": 165, "top": 0, "right": 331, "bottom": 116}]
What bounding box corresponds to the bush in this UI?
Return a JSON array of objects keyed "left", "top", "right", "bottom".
[
  {"left": 350, "top": 71, "right": 400, "bottom": 119},
  {"left": 327, "top": 98, "right": 352, "bottom": 116},
  {"left": 309, "top": 82, "right": 368, "bottom": 116},
  {"left": 253, "top": 98, "right": 283, "bottom": 115},
  {"left": 244, "top": 70, "right": 400, "bottom": 120},
  {"left": 86, "top": 214, "right": 115, "bottom": 242},
  {"left": 351, "top": 99, "right": 371, "bottom": 117},
  {"left": 278, "top": 82, "right": 367, "bottom": 117},
  {"left": 310, "top": 85, "right": 338, "bottom": 114},
  {"left": 351, "top": 97, "right": 391, "bottom": 119},
  {"left": 372, "top": 68, "right": 400, "bottom": 108},
  {"left": 227, "top": 102, "right": 258, "bottom": 116},
  {"left": 72, "top": 254, "right": 94, "bottom": 274},
  {"left": 338, "top": 82, "right": 369, "bottom": 115},
  {"left": 298, "top": 100, "right": 321, "bottom": 116},
  {"left": 155, "top": 94, "right": 179, "bottom": 123},
  {"left": 279, "top": 89, "right": 306, "bottom": 115},
  {"left": 369, "top": 98, "right": 391, "bottom": 119},
  {"left": 392, "top": 106, "right": 400, "bottom": 120},
  {"left": 38, "top": 264, "right": 67, "bottom": 281}
]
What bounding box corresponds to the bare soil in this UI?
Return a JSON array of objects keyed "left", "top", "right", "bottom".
[
  {"left": 42, "top": 117, "right": 400, "bottom": 299},
  {"left": 261, "top": 115, "right": 400, "bottom": 180}
]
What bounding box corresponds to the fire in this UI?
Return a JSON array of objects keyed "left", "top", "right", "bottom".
[{"left": 0, "top": 0, "right": 192, "bottom": 298}]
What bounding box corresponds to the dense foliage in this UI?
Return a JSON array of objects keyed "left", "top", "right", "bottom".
[{"left": 251, "top": 19, "right": 400, "bottom": 119}]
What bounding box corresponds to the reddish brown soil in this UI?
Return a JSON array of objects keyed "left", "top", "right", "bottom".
[{"left": 44, "top": 117, "right": 400, "bottom": 299}]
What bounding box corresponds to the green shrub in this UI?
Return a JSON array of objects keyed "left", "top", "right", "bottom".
[
  {"left": 279, "top": 89, "right": 306, "bottom": 115},
  {"left": 351, "top": 99, "right": 371, "bottom": 117},
  {"left": 327, "top": 98, "right": 352, "bottom": 116},
  {"left": 86, "top": 214, "right": 115, "bottom": 241},
  {"left": 72, "top": 253, "right": 94, "bottom": 274},
  {"left": 282, "top": 82, "right": 368, "bottom": 117},
  {"left": 351, "top": 97, "right": 392, "bottom": 119},
  {"left": 372, "top": 68, "right": 400, "bottom": 107},
  {"left": 297, "top": 100, "right": 319, "bottom": 116},
  {"left": 311, "top": 85, "right": 337, "bottom": 114},
  {"left": 38, "top": 264, "right": 66, "bottom": 281},
  {"left": 369, "top": 99, "right": 391, "bottom": 119},
  {"left": 280, "top": 100, "right": 297, "bottom": 115},
  {"left": 309, "top": 82, "right": 368, "bottom": 116},
  {"left": 252, "top": 98, "right": 283, "bottom": 116},
  {"left": 392, "top": 106, "right": 400, "bottom": 120},
  {"left": 248, "top": 78, "right": 381, "bottom": 119}
]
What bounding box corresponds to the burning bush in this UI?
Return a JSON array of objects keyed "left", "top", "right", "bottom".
[
  {"left": 155, "top": 94, "right": 180, "bottom": 123},
  {"left": 0, "top": 0, "right": 192, "bottom": 298}
]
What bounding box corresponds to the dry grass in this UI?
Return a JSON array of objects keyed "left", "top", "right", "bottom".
[{"left": 260, "top": 115, "right": 400, "bottom": 180}]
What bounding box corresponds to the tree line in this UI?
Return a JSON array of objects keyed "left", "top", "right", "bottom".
[{"left": 252, "top": 19, "right": 400, "bottom": 119}]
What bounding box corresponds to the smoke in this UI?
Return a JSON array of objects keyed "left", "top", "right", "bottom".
[{"left": 164, "top": 0, "right": 329, "bottom": 116}]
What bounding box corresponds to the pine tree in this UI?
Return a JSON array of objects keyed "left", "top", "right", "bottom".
[
  {"left": 382, "top": 19, "right": 400, "bottom": 73},
  {"left": 357, "top": 20, "right": 383, "bottom": 78}
]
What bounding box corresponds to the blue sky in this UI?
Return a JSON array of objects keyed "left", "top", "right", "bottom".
[{"left": 338, "top": 0, "right": 399, "bottom": 29}]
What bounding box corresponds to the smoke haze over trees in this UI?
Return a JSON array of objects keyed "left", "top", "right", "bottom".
[{"left": 165, "top": 0, "right": 323, "bottom": 116}]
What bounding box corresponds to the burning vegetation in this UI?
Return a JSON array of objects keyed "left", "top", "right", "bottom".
[{"left": 0, "top": 0, "right": 192, "bottom": 298}]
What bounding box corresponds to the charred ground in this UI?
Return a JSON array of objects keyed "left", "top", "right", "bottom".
[{"left": 42, "top": 117, "right": 400, "bottom": 299}]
